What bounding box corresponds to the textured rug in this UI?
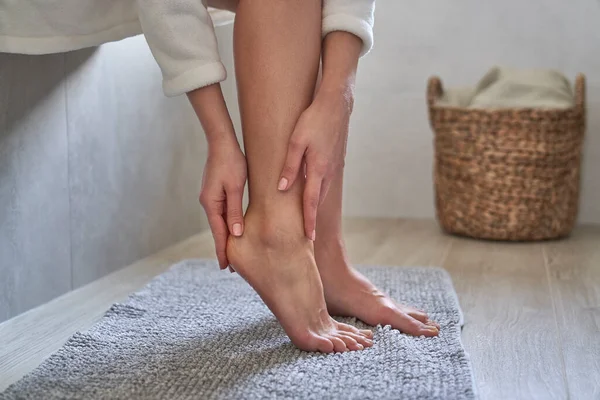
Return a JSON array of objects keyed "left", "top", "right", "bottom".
[{"left": 1, "top": 259, "right": 476, "bottom": 400}]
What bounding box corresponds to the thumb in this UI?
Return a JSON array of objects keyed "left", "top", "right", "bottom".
[
  {"left": 278, "top": 136, "right": 305, "bottom": 191},
  {"left": 226, "top": 185, "right": 245, "bottom": 237}
]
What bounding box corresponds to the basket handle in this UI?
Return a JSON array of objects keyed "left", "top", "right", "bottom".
[
  {"left": 575, "top": 73, "right": 585, "bottom": 112},
  {"left": 427, "top": 76, "right": 444, "bottom": 108}
]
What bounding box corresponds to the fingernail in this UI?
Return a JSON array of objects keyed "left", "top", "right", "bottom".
[
  {"left": 357, "top": 344, "right": 364, "bottom": 350},
  {"left": 229, "top": 266, "right": 235, "bottom": 273},
  {"left": 278, "top": 177, "right": 288, "bottom": 191},
  {"left": 310, "top": 230, "right": 316, "bottom": 241},
  {"left": 233, "top": 223, "right": 242, "bottom": 236}
]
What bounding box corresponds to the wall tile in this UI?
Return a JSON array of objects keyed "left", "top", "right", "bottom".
[
  {"left": 0, "top": 53, "right": 71, "bottom": 321},
  {"left": 65, "top": 36, "right": 208, "bottom": 287}
]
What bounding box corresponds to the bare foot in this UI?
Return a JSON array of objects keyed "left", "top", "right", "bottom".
[
  {"left": 227, "top": 209, "right": 373, "bottom": 353},
  {"left": 315, "top": 238, "right": 440, "bottom": 337}
]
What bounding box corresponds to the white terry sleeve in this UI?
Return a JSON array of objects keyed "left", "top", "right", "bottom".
[
  {"left": 137, "top": 0, "right": 227, "bottom": 97},
  {"left": 322, "top": 0, "right": 375, "bottom": 57}
]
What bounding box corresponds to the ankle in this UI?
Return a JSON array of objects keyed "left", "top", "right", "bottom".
[
  {"left": 244, "top": 204, "right": 308, "bottom": 249},
  {"left": 314, "top": 231, "right": 344, "bottom": 253}
]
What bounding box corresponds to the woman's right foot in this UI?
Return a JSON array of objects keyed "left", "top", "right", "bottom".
[{"left": 227, "top": 208, "right": 373, "bottom": 353}]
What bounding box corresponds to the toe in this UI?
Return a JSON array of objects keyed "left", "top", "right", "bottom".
[
  {"left": 402, "top": 304, "right": 436, "bottom": 326},
  {"left": 336, "top": 322, "right": 374, "bottom": 339},
  {"left": 406, "top": 308, "right": 429, "bottom": 324},
  {"left": 294, "top": 332, "right": 334, "bottom": 353},
  {"left": 325, "top": 335, "right": 349, "bottom": 353},
  {"left": 419, "top": 324, "right": 439, "bottom": 337},
  {"left": 426, "top": 319, "right": 441, "bottom": 330},
  {"left": 405, "top": 319, "right": 439, "bottom": 337},
  {"left": 335, "top": 333, "right": 363, "bottom": 351},
  {"left": 359, "top": 329, "right": 374, "bottom": 338},
  {"left": 384, "top": 309, "right": 439, "bottom": 337},
  {"left": 336, "top": 322, "right": 360, "bottom": 334},
  {"left": 313, "top": 335, "right": 335, "bottom": 353},
  {"left": 339, "top": 331, "right": 373, "bottom": 348}
]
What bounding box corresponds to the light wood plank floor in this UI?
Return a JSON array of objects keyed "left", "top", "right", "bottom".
[{"left": 1, "top": 218, "right": 598, "bottom": 399}]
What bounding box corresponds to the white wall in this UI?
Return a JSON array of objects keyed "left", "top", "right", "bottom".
[{"left": 343, "top": 0, "right": 600, "bottom": 223}]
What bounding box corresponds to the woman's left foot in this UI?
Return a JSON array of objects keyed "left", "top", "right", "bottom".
[{"left": 315, "top": 239, "right": 441, "bottom": 337}]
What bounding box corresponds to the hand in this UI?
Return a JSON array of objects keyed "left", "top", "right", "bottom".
[
  {"left": 278, "top": 89, "right": 353, "bottom": 240},
  {"left": 199, "top": 139, "right": 247, "bottom": 269}
]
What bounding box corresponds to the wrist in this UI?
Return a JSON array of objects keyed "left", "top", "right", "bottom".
[
  {"left": 319, "top": 31, "right": 361, "bottom": 112},
  {"left": 206, "top": 129, "right": 240, "bottom": 152},
  {"left": 316, "top": 82, "right": 355, "bottom": 112},
  {"left": 187, "top": 83, "right": 240, "bottom": 150}
]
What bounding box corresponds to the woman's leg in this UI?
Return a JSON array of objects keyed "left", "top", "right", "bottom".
[
  {"left": 227, "top": 0, "right": 372, "bottom": 353},
  {"left": 314, "top": 168, "right": 441, "bottom": 336}
]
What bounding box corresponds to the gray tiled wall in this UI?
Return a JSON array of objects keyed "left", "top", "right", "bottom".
[
  {"left": 64, "top": 38, "right": 208, "bottom": 287},
  {"left": 0, "top": 32, "right": 225, "bottom": 321},
  {"left": 0, "top": 53, "right": 72, "bottom": 322}
]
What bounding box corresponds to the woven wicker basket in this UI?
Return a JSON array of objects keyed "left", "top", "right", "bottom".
[{"left": 427, "top": 74, "right": 586, "bottom": 241}]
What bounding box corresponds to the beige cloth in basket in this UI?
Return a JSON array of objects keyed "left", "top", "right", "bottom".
[{"left": 436, "top": 66, "right": 574, "bottom": 109}]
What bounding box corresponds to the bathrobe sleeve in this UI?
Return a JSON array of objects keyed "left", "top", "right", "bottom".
[
  {"left": 322, "top": 0, "right": 375, "bottom": 57},
  {"left": 137, "top": 0, "right": 226, "bottom": 97},
  {"left": 138, "top": 0, "right": 375, "bottom": 97}
]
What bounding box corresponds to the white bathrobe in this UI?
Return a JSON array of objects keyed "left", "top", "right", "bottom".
[{"left": 0, "top": 0, "right": 375, "bottom": 96}]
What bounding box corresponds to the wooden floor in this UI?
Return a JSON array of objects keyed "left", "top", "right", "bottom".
[{"left": 0, "top": 218, "right": 598, "bottom": 399}]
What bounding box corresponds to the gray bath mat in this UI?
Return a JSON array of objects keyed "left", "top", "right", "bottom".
[{"left": 1, "top": 260, "right": 476, "bottom": 400}]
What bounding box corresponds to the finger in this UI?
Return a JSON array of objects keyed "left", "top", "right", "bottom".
[
  {"left": 278, "top": 136, "right": 306, "bottom": 191},
  {"left": 318, "top": 175, "right": 332, "bottom": 206},
  {"left": 303, "top": 169, "right": 321, "bottom": 241},
  {"left": 206, "top": 214, "right": 229, "bottom": 269},
  {"left": 226, "top": 185, "right": 244, "bottom": 237}
]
